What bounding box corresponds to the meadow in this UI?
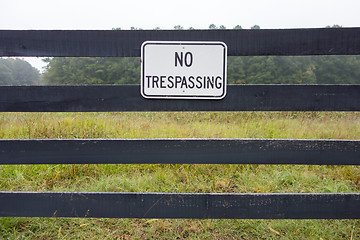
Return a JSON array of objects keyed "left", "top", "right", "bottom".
[{"left": 0, "top": 112, "right": 359, "bottom": 239}]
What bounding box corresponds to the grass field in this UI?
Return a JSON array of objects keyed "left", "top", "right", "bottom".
[{"left": 0, "top": 112, "right": 359, "bottom": 239}]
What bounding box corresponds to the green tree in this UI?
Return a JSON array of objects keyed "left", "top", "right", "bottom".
[
  {"left": 0, "top": 62, "right": 15, "bottom": 85},
  {"left": 11, "top": 59, "right": 41, "bottom": 85},
  {"left": 325, "top": 24, "right": 342, "bottom": 28},
  {"left": 42, "top": 57, "right": 140, "bottom": 85},
  {"left": 173, "top": 25, "right": 184, "bottom": 30},
  {"left": 312, "top": 56, "right": 360, "bottom": 84},
  {"left": 227, "top": 57, "right": 245, "bottom": 83},
  {"left": 0, "top": 58, "right": 40, "bottom": 85},
  {"left": 208, "top": 24, "right": 217, "bottom": 29}
]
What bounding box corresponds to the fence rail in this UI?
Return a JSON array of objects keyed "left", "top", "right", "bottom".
[
  {"left": 1, "top": 139, "right": 359, "bottom": 165},
  {"left": 1, "top": 192, "right": 359, "bottom": 219},
  {"left": 0, "top": 28, "right": 359, "bottom": 219},
  {"left": 1, "top": 28, "right": 360, "bottom": 57},
  {"left": 1, "top": 84, "right": 360, "bottom": 112}
]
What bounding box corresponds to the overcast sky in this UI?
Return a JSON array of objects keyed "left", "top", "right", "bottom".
[{"left": 2, "top": 0, "right": 360, "bottom": 71}]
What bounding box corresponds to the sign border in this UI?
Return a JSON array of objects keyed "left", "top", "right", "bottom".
[{"left": 141, "top": 41, "right": 227, "bottom": 99}]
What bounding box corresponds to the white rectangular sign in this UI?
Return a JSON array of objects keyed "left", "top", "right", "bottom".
[{"left": 141, "top": 41, "right": 227, "bottom": 99}]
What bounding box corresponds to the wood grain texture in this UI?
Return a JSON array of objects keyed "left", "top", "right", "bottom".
[
  {"left": 1, "top": 139, "right": 359, "bottom": 165},
  {"left": 1, "top": 28, "right": 360, "bottom": 57},
  {"left": 1, "top": 192, "right": 359, "bottom": 219},
  {"left": 1, "top": 85, "right": 359, "bottom": 112}
]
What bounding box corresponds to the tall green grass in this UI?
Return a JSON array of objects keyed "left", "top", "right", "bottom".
[
  {"left": 1, "top": 112, "right": 359, "bottom": 139},
  {"left": 0, "top": 112, "right": 359, "bottom": 239}
]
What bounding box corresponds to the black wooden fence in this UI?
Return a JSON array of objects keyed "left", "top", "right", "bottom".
[{"left": 0, "top": 28, "right": 359, "bottom": 219}]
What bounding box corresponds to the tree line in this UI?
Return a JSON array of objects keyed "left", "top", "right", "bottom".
[{"left": 42, "top": 55, "right": 360, "bottom": 85}]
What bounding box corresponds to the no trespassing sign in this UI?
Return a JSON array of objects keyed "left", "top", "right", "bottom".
[{"left": 141, "top": 41, "right": 227, "bottom": 99}]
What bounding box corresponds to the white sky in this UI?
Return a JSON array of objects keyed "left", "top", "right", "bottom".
[{"left": 1, "top": 0, "right": 360, "bottom": 71}]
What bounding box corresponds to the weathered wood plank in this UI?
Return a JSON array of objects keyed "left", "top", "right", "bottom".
[
  {"left": 1, "top": 192, "right": 359, "bottom": 219},
  {"left": 1, "top": 85, "right": 359, "bottom": 112},
  {"left": 1, "top": 139, "right": 359, "bottom": 165},
  {"left": 1, "top": 28, "right": 360, "bottom": 57}
]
